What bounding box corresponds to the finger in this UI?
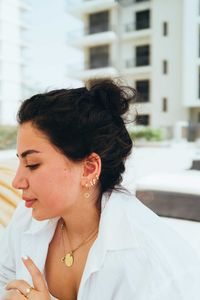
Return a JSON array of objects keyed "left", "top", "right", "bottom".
[
  {"left": 6, "top": 279, "right": 29, "bottom": 291},
  {"left": 21, "top": 255, "right": 47, "bottom": 292},
  {"left": 5, "top": 280, "right": 34, "bottom": 298},
  {"left": 3, "top": 289, "right": 27, "bottom": 300}
]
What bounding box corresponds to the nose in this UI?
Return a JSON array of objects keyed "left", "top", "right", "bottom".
[{"left": 12, "top": 167, "right": 29, "bottom": 190}]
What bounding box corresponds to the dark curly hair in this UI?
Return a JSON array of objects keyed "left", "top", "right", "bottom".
[{"left": 17, "top": 79, "right": 136, "bottom": 194}]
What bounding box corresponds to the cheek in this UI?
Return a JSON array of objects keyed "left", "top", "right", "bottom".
[
  {"left": 31, "top": 166, "right": 66, "bottom": 187},
  {"left": 32, "top": 168, "right": 80, "bottom": 207}
]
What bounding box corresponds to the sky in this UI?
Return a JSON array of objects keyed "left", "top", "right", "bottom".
[{"left": 26, "top": 0, "right": 82, "bottom": 93}]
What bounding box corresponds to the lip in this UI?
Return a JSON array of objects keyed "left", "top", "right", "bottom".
[{"left": 22, "top": 197, "right": 37, "bottom": 208}]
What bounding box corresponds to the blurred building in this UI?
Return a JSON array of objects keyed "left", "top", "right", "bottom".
[
  {"left": 67, "top": 0, "right": 200, "bottom": 140},
  {"left": 0, "top": 0, "right": 29, "bottom": 124}
]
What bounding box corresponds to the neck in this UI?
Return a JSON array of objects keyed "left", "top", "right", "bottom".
[{"left": 60, "top": 192, "right": 101, "bottom": 243}]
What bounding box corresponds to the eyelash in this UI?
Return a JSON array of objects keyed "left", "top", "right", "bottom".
[{"left": 25, "top": 164, "right": 40, "bottom": 170}]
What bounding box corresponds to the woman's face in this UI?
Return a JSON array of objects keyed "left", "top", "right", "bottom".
[{"left": 12, "top": 122, "right": 84, "bottom": 221}]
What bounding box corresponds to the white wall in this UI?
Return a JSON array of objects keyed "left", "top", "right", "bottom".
[
  {"left": 151, "top": 0, "right": 188, "bottom": 128},
  {"left": 182, "top": 0, "right": 199, "bottom": 107}
]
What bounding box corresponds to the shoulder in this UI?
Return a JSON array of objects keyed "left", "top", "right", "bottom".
[
  {"left": 106, "top": 188, "right": 163, "bottom": 230},
  {"left": 106, "top": 189, "right": 200, "bottom": 276}
]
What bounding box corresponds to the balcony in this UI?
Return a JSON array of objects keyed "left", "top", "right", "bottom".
[
  {"left": 126, "top": 56, "right": 150, "bottom": 67},
  {"left": 67, "top": 25, "right": 117, "bottom": 47},
  {"left": 67, "top": 59, "right": 118, "bottom": 80},
  {"left": 122, "top": 22, "right": 151, "bottom": 41},
  {"left": 122, "top": 56, "right": 151, "bottom": 75},
  {"left": 122, "top": 9, "right": 151, "bottom": 40},
  {"left": 67, "top": 0, "right": 117, "bottom": 17}
]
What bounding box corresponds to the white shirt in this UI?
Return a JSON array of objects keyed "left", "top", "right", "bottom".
[{"left": 0, "top": 189, "right": 200, "bottom": 300}]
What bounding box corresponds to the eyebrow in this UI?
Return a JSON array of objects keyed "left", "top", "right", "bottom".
[{"left": 16, "top": 149, "right": 41, "bottom": 159}]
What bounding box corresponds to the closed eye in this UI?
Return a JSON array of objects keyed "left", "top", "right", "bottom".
[{"left": 26, "top": 164, "right": 40, "bottom": 170}]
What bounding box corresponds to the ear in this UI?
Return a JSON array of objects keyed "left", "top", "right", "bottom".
[{"left": 81, "top": 152, "right": 101, "bottom": 187}]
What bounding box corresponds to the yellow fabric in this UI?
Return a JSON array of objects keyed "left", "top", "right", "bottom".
[{"left": 0, "top": 166, "right": 21, "bottom": 227}]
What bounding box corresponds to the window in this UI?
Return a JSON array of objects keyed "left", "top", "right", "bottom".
[
  {"left": 136, "top": 114, "right": 150, "bottom": 126},
  {"left": 163, "top": 60, "right": 168, "bottom": 74},
  {"left": 163, "top": 22, "right": 168, "bottom": 36},
  {"left": 89, "top": 45, "right": 109, "bottom": 69},
  {"left": 162, "top": 98, "right": 168, "bottom": 112},
  {"left": 136, "top": 80, "right": 150, "bottom": 102},
  {"left": 136, "top": 45, "right": 150, "bottom": 66},
  {"left": 89, "top": 11, "right": 109, "bottom": 34},
  {"left": 136, "top": 10, "right": 150, "bottom": 30}
]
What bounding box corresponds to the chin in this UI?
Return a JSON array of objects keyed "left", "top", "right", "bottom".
[
  {"left": 32, "top": 215, "right": 46, "bottom": 221},
  {"left": 32, "top": 209, "right": 56, "bottom": 221},
  {"left": 32, "top": 210, "right": 48, "bottom": 221}
]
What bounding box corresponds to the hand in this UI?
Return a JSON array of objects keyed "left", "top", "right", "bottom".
[{"left": 4, "top": 256, "right": 51, "bottom": 300}]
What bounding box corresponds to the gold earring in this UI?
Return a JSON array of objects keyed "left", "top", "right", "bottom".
[
  {"left": 90, "top": 175, "right": 99, "bottom": 187},
  {"left": 84, "top": 183, "right": 90, "bottom": 198}
]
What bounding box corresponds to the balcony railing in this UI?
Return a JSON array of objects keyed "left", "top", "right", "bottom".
[
  {"left": 88, "top": 23, "right": 110, "bottom": 34},
  {"left": 68, "top": 58, "right": 115, "bottom": 72},
  {"left": 125, "top": 56, "right": 150, "bottom": 68},
  {"left": 87, "top": 57, "right": 111, "bottom": 69},
  {"left": 124, "top": 20, "right": 150, "bottom": 32},
  {"left": 67, "top": 24, "right": 116, "bottom": 40}
]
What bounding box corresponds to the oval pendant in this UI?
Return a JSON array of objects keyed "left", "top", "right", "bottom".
[{"left": 64, "top": 252, "right": 74, "bottom": 267}]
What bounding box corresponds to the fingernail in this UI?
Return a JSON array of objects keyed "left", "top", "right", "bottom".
[{"left": 22, "top": 255, "right": 29, "bottom": 260}]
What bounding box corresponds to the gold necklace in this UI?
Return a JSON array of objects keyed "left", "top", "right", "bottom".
[{"left": 61, "top": 220, "right": 98, "bottom": 267}]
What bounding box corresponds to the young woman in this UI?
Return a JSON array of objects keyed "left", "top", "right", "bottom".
[{"left": 0, "top": 80, "right": 200, "bottom": 300}]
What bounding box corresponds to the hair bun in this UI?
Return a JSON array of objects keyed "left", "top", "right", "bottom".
[{"left": 89, "top": 79, "right": 136, "bottom": 119}]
